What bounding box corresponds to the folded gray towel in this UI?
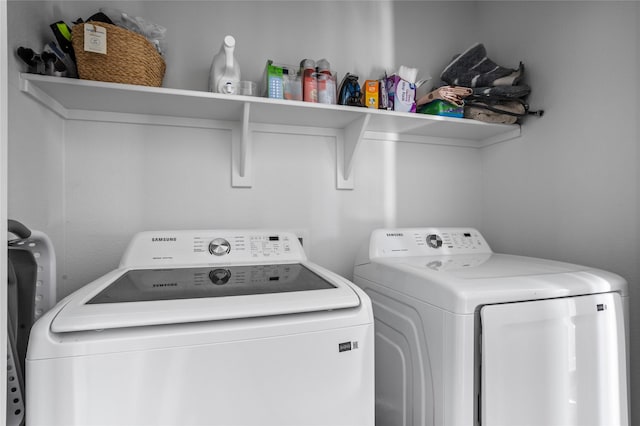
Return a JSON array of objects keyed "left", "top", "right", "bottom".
[
  {"left": 472, "top": 84, "right": 531, "bottom": 99},
  {"left": 441, "top": 43, "right": 523, "bottom": 87}
]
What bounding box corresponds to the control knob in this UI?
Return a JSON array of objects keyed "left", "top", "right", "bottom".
[
  {"left": 209, "top": 238, "right": 231, "bottom": 256},
  {"left": 426, "top": 234, "right": 443, "bottom": 249},
  {"left": 209, "top": 268, "right": 232, "bottom": 285}
]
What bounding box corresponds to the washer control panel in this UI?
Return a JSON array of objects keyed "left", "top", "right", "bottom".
[
  {"left": 369, "top": 227, "right": 492, "bottom": 258},
  {"left": 194, "top": 234, "right": 296, "bottom": 259},
  {"left": 120, "top": 230, "right": 305, "bottom": 267}
]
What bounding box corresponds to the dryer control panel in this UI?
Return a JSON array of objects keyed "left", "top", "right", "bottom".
[
  {"left": 120, "top": 230, "right": 306, "bottom": 267},
  {"left": 369, "top": 227, "right": 492, "bottom": 259}
]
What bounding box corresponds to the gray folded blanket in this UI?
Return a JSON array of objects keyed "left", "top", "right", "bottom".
[
  {"left": 441, "top": 43, "right": 523, "bottom": 87},
  {"left": 472, "top": 84, "right": 531, "bottom": 99}
]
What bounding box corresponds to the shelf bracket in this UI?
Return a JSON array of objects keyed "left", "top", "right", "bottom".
[
  {"left": 336, "top": 114, "right": 370, "bottom": 190},
  {"left": 231, "top": 102, "right": 252, "bottom": 188},
  {"left": 20, "top": 76, "right": 70, "bottom": 119}
]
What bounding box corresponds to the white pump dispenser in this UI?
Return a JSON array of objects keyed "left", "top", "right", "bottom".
[{"left": 209, "top": 35, "right": 241, "bottom": 94}]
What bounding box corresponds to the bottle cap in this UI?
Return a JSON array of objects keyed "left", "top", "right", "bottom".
[
  {"left": 300, "top": 59, "right": 315, "bottom": 69},
  {"left": 223, "top": 35, "right": 235, "bottom": 48},
  {"left": 317, "top": 58, "right": 330, "bottom": 71}
]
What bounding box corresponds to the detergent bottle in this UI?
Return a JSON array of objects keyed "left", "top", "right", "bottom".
[{"left": 209, "top": 35, "right": 241, "bottom": 94}]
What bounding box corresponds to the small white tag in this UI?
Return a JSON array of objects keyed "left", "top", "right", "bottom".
[{"left": 84, "top": 24, "right": 107, "bottom": 54}]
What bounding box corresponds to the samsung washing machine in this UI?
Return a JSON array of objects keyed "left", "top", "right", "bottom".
[
  {"left": 353, "top": 227, "right": 628, "bottom": 426},
  {"left": 27, "top": 230, "right": 374, "bottom": 426}
]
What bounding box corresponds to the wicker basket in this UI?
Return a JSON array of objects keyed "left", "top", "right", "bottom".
[{"left": 71, "top": 22, "right": 166, "bottom": 87}]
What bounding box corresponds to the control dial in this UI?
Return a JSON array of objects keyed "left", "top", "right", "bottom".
[
  {"left": 426, "top": 234, "right": 443, "bottom": 249},
  {"left": 209, "top": 238, "right": 231, "bottom": 256},
  {"left": 209, "top": 268, "right": 232, "bottom": 285}
]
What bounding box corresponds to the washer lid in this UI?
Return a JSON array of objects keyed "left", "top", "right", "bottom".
[
  {"left": 51, "top": 263, "right": 360, "bottom": 332},
  {"left": 404, "top": 253, "right": 584, "bottom": 278},
  {"left": 360, "top": 253, "right": 628, "bottom": 313}
]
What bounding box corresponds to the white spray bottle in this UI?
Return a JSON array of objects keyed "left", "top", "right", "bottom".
[{"left": 209, "top": 35, "right": 241, "bottom": 94}]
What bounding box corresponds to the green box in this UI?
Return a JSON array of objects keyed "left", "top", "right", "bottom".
[
  {"left": 417, "top": 100, "right": 463, "bottom": 118},
  {"left": 264, "top": 60, "right": 284, "bottom": 99}
]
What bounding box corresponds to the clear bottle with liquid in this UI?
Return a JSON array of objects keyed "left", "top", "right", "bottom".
[{"left": 317, "top": 58, "right": 336, "bottom": 104}]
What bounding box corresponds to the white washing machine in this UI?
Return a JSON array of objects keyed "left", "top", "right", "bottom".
[
  {"left": 353, "top": 227, "right": 629, "bottom": 426},
  {"left": 27, "top": 229, "right": 374, "bottom": 426}
]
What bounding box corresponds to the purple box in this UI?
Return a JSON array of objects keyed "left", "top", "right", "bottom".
[{"left": 386, "top": 75, "right": 416, "bottom": 113}]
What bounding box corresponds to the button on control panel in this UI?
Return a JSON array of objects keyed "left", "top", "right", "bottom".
[{"left": 249, "top": 235, "right": 291, "bottom": 258}]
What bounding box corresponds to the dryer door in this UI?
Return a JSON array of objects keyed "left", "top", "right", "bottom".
[{"left": 480, "top": 293, "right": 628, "bottom": 426}]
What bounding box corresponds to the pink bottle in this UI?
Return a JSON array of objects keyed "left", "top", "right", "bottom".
[{"left": 301, "top": 59, "right": 317, "bottom": 103}]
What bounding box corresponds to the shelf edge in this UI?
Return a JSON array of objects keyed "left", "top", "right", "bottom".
[{"left": 478, "top": 126, "right": 522, "bottom": 148}]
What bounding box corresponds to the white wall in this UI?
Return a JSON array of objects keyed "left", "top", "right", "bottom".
[
  {"left": 476, "top": 2, "right": 639, "bottom": 423},
  {"left": 59, "top": 121, "right": 482, "bottom": 296}
]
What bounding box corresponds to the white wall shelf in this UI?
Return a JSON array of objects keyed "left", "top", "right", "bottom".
[{"left": 19, "top": 73, "right": 521, "bottom": 189}]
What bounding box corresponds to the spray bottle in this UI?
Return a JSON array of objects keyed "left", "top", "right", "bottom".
[{"left": 209, "top": 35, "right": 241, "bottom": 94}]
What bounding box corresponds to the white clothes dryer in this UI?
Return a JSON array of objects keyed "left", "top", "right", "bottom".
[
  {"left": 27, "top": 230, "right": 374, "bottom": 426},
  {"left": 353, "top": 227, "right": 628, "bottom": 426}
]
